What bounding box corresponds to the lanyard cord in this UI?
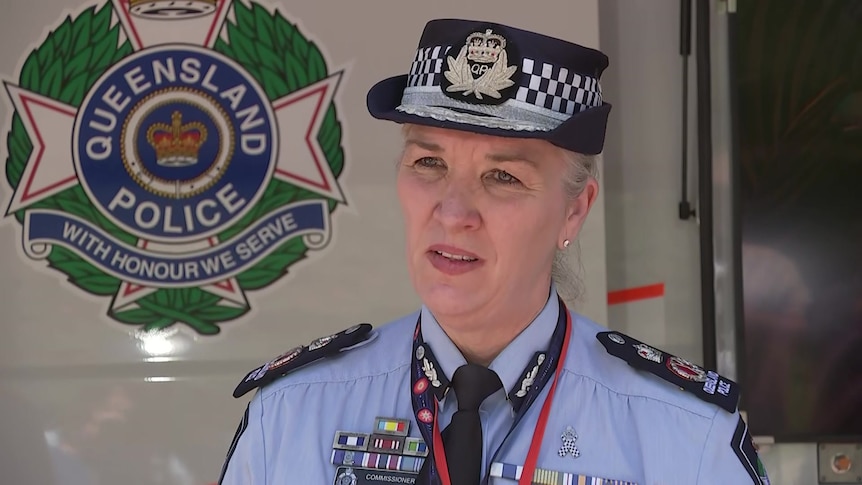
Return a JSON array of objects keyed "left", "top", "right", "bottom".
[
  {"left": 410, "top": 299, "right": 572, "bottom": 485},
  {"left": 518, "top": 309, "right": 571, "bottom": 484}
]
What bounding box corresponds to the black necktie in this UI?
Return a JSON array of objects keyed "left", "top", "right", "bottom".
[{"left": 441, "top": 363, "right": 503, "bottom": 485}]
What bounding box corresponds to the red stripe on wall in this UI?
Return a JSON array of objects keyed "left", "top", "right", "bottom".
[{"left": 607, "top": 283, "right": 665, "bottom": 305}]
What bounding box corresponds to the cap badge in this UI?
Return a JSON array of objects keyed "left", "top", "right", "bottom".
[{"left": 443, "top": 28, "right": 517, "bottom": 102}]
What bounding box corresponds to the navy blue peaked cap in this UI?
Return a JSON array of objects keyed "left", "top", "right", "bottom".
[{"left": 367, "top": 18, "right": 612, "bottom": 155}]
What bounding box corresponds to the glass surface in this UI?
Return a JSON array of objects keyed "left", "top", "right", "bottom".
[{"left": 734, "top": 0, "right": 862, "bottom": 440}]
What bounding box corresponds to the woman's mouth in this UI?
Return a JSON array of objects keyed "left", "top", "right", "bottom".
[
  {"left": 433, "top": 249, "right": 478, "bottom": 262},
  {"left": 427, "top": 245, "right": 482, "bottom": 275}
]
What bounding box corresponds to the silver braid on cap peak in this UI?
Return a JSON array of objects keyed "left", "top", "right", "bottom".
[{"left": 399, "top": 45, "right": 603, "bottom": 131}]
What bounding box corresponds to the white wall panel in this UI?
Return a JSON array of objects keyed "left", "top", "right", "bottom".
[{"left": 0, "top": 1, "right": 605, "bottom": 483}]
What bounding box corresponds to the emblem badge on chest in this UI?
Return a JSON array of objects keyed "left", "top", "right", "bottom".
[
  {"left": 335, "top": 467, "right": 357, "bottom": 485},
  {"left": 331, "top": 416, "right": 428, "bottom": 484},
  {"left": 558, "top": 426, "right": 581, "bottom": 458}
]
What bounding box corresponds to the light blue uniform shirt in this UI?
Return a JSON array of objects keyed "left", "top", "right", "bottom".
[{"left": 220, "top": 287, "right": 766, "bottom": 484}]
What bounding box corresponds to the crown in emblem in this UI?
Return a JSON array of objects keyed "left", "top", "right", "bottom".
[
  {"left": 465, "top": 29, "right": 507, "bottom": 63},
  {"left": 129, "top": 0, "right": 218, "bottom": 19},
  {"left": 146, "top": 111, "right": 207, "bottom": 167}
]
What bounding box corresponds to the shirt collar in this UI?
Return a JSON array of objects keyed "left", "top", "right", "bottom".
[{"left": 419, "top": 284, "right": 560, "bottom": 400}]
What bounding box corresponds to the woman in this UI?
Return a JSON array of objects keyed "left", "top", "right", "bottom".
[{"left": 219, "top": 18, "right": 768, "bottom": 485}]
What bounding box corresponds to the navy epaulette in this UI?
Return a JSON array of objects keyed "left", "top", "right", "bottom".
[
  {"left": 596, "top": 331, "right": 740, "bottom": 413},
  {"left": 233, "top": 323, "right": 374, "bottom": 398}
]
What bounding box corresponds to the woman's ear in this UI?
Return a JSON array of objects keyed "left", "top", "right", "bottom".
[{"left": 560, "top": 178, "right": 599, "bottom": 244}]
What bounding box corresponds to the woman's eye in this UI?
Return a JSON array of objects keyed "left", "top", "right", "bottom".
[
  {"left": 415, "top": 157, "right": 443, "bottom": 168},
  {"left": 489, "top": 169, "right": 521, "bottom": 185}
]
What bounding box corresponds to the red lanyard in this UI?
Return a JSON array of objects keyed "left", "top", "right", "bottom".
[
  {"left": 430, "top": 400, "right": 452, "bottom": 485},
  {"left": 518, "top": 308, "right": 571, "bottom": 484},
  {"left": 425, "top": 310, "right": 573, "bottom": 485}
]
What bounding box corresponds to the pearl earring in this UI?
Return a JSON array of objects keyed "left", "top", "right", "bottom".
[{"left": 563, "top": 239, "right": 570, "bottom": 248}]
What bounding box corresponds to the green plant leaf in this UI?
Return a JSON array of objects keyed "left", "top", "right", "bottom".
[
  {"left": 47, "top": 246, "right": 120, "bottom": 296},
  {"left": 40, "top": 63, "right": 64, "bottom": 99},
  {"left": 90, "top": 2, "right": 112, "bottom": 37},
  {"left": 111, "top": 289, "right": 242, "bottom": 334},
  {"left": 236, "top": 237, "right": 306, "bottom": 290},
  {"left": 253, "top": 3, "right": 276, "bottom": 51},
  {"left": 307, "top": 45, "right": 327, "bottom": 83},
  {"left": 52, "top": 18, "right": 73, "bottom": 59},
  {"left": 3, "top": 6, "right": 134, "bottom": 307},
  {"left": 235, "top": 1, "right": 256, "bottom": 34},
  {"left": 214, "top": 7, "right": 349, "bottom": 301}
]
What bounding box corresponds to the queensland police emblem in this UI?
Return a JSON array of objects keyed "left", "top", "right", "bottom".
[{"left": 1, "top": 0, "right": 347, "bottom": 335}]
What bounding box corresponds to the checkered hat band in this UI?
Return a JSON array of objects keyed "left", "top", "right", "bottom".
[
  {"left": 517, "top": 57, "right": 602, "bottom": 115},
  {"left": 404, "top": 45, "right": 602, "bottom": 116},
  {"left": 407, "top": 45, "right": 453, "bottom": 87}
]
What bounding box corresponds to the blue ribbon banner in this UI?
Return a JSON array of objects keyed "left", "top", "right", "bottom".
[{"left": 23, "top": 200, "right": 330, "bottom": 288}]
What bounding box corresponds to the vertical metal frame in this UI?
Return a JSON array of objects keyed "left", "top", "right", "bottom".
[{"left": 708, "top": 0, "right": 743, "bottom": 385}]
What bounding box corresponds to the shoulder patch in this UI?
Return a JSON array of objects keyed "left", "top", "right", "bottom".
[
  {"left": 233, "top": 323, "right": 374, "bottom": 398},
  {"left": 596, "top": 331, "right": 740, "bottom": 413}
]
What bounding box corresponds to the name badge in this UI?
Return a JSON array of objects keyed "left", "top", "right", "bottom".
[{"left": 334, "top": 466, "right": 417, "bottom": 485}]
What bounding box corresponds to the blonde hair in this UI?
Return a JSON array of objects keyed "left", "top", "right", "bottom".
[{"left": 551, "top": 150, "right": 599, "bottom": 303}]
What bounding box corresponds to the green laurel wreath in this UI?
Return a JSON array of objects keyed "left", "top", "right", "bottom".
[{"left": 4, "top": 2, "right": 345, "bottom": 334}]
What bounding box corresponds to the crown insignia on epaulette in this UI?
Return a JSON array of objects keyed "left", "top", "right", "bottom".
[
  {"left": 146, "top": 111, "right": 207, "bottom": 167},
  {"left": 597, "top": 331, "right": 741, "bottom": 413}
]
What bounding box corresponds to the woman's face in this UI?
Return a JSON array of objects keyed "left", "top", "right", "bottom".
[{"left": 396, "top": 124, "right": 596, "bottom": 321}]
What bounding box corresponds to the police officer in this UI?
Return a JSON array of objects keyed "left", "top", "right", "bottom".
[{"left": 219, "top": 18, "right": 770, "bottom": 485}]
